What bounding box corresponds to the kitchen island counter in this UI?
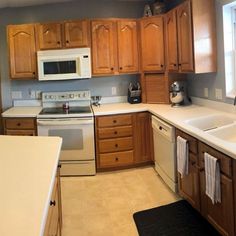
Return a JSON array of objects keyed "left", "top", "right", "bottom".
[{"left": 0, "top": 135, "right": 62, "bottom": 236}]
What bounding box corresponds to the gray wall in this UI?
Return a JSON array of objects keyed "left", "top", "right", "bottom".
[
  {"left": 0, "top": 0, "right": 146, "bottom": 110},
  {"left": 187, "top": 0, "right": 234, "bottom": 105}
]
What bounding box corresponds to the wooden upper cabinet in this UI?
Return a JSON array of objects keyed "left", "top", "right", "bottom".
[
  {"left": 177, "top": 1, "right": 194, "bottom": 72},
  {"left": 165, "top": 0, "right": 217, "bottom": 73},
  {"left": 8, "top": 24, "right": 37, "bottom": 79},
  {"left": 117, "top": 20, "right": 139, "bottom": 73},
  {"left": 165, "top": 9, "right": 178, "bottom": 72},
  {"left": 91, "top": 20, "right": 117, "bottom": 75},
  {"left": 140, "top": 16, "right": 165, "bottom": 72},
  {"left": 64, "top": 20, "right": 90, "bottom": 48},
  {"left": 36, "top": 23, "right": 62, "bottom": 50}
]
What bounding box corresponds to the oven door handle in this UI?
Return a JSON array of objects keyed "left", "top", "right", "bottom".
[{"left": 37, "top": 119, "right": 93, "bottom": 126}]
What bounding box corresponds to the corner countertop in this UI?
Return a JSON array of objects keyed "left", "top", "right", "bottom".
[
  {"left": 0, "top": 135, "right": 62, "bottom": 236},
  {"left": 93, "top": 103, "right": 236, "bottom": 160}
]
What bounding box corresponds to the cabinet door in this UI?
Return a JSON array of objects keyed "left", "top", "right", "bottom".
[
  {"left": 117, "top": 20, "right": 139, "bottom": 73},
  {"left": 91, "top": 20, "right": 117, "bottom": 75},
  {"left": 8, "top": 24, "right": 36, "bottom": 79},
  {"left": 134, "top": 112, "right": 153, "bottom": 163},
  {"left": 37, "top": 23, "right": 62, "bottom": 50},
  {"left": 140, "top": 17, "right": 165, "bottom": 72},
  {"left": 165, "top": 9, "right": 178, "bottom": 72},
  {"left": 64, "top": 20, "right": 90, "bottom": 48},
  {"left": 177, "top": 1, "right": 194, "bottom": 72},
  {"left": 178, "top": 157, "right": 200, "bottom": 211},
  {"left": 200, "top": 171, "right": 234, "bottom": 236}
]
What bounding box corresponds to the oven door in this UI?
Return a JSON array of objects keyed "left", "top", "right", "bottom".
[{"left": 37, "top": 118, "right": 95, "bottom": 161}]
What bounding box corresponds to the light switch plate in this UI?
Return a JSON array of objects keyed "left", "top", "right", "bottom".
[
  {"left": 112, "top": 87, "right": 117, "bottom": 95},
  {"left": 204, "top": 88, "right": 209, "bottom": 98}
]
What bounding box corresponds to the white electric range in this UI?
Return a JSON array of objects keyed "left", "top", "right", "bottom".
[{"left": 37, "top": 90, "right": 95, "bottom": 176}]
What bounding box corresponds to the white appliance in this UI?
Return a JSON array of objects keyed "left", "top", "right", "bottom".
[
  {"left": 37, "top": 48, "right": 91, "bottom": 81},
  {"left": 152, "top": 115, "right": 177, "bottom": 192},
  {"left": 37, "top": 90, "right": 95, "bottom": 176}
]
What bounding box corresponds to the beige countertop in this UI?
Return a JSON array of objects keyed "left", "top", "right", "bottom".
[
  {"left": 0, "top": 135, "right": 62, "bottom": 236},
  {"left": 1, "top": 106, "right": 42, "bottom": 117},
  {"left": 2, "top": 102, "right": 236, "bottom": 159}
]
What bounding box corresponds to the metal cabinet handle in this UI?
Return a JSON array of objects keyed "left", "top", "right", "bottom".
[
  {"left": 113, "top": 120, "right": 117, "bottom": 123},
  {"left": 115, "top": 157, "right": 119, "bottom": 161},
  {"left": 57, "top": 41, "right": 60, "bottom": 44},
  {"left": 115, "top": 144, "right": 118, "bottom": 148},
  {"left": 114, "top": 131, "right": 118, "bottom": 135},
  {"left": 50, "top": 200, "right": 56, "bottom": 206},
  {"left": 17, "top": 123, "right": 21, "bottom": 126}
]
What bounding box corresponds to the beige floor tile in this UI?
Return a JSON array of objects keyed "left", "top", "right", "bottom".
[{"left": 61, "top": 166, "right": 179, "bottom": 235}]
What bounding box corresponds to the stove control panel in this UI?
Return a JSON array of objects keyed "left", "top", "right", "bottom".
[{"left": 42, "top": 91, "right": 91, "bottom": 102}]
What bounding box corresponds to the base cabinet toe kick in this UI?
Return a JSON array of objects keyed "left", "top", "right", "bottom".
[{"left": 176, "top": 129, "right": 236, "bottom": 236}]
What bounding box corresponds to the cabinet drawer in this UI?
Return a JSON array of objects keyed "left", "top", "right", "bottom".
[
  {"left": 5, "top": 118, "right": 35, "bottom": 129},
  {"left": 97, "top": 114, "right": 132, "bottom": 128},
  {"left": 98, "top": 137, "right": 133, "bottom": 153},
  {"left": 98, "top": 126, "right": 133, "bottom": 139},
  {"left": 176, "top": 129, "right": 198, "bottom": 154},
  {"left": 198, "top": 142, "right": 232, "bottom": 177},
  {"left": 100, "top": 150, "right": 134, "bottom": 167}
]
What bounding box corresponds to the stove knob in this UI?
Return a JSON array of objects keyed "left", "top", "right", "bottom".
[
  {"left": 69, "top": 94, "right": 74, "bottom": 99},
  {"left": 78, "top": 94, "right": 81, "bottom": 98}
]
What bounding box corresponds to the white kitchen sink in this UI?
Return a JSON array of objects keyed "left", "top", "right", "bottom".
[
  {"left": 184, "top": 114, "right": 235, "bottom": 131},
  {"left": 207, "top": 123, "right": 236, "bottom": 143}
]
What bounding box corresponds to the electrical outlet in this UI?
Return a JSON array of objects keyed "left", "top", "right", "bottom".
[
  {"left": 29, "top": 90, "right": 36, "bottom": 99},
  {"left": 35, "top": 91, "right": 41, "bottom": 99},
  {"left": 215, "top": 88, "right": 223, "bottom": 100},
  {"left": 111, "top": 87, "right": 117, "bottom": 95},
  {"left": 204, "top": 88, "right": 209, "bottom": 98},
  {"left": 12, "top": 91, "right": 22, "bottom": 99}
]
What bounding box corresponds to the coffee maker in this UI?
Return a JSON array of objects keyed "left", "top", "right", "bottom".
[{"left": 169, "top": 81, "right": 191, "bottom": 107}]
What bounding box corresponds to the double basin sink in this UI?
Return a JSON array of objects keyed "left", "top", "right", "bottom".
[{"left": 184, "top": 114, "right": 236, "bottom": 143}]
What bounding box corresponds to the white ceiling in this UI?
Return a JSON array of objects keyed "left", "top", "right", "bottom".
[{"left": 0, "top": 0, "right": 148, "bottom": 9}]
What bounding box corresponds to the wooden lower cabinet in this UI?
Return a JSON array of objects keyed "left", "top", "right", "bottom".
[
  {"left": 176, "top": 129, "right": 235, "bottom": 236},
  {"left": 199, "top": 142, "right": 234, "bottom": 236},
  {"left": 176, "top": 129, "right": 200, "bottom": 211},
  {"left": 44, "top": 167, "right": 62, "bottom": 236},
  {"left": 133, "top": 112, "right": 153, "bottom": 163},
  {"left": 3, "top": 118, "right": 37, "bottom": 136},
  {"left": 96, "top": 112, "right": 153, "bottom": 170}
]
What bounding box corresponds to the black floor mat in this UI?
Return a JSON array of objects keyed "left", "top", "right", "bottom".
[{"left": 133, "top": 200, "right": 221, "bottom": 236}]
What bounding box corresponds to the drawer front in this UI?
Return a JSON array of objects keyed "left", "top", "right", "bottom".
[
  {"left": 98, "top": 126, "right": 133, "bottom": 139},
  {"left": 176, "top": 129, "right": 198, "bottom": 154},
  {"left": 100, "top": 150, "right": 134, "bottom": 167},
  {"left": 98, "top": 137, "right": 133, "bottom": 153},
  {"left": 198, "top": 142, "right": 232, "bottom": 177},
  {"left": 5, "top": 118, "right": 35, "bottom": 129},
  {"left": 97, "top": 114, "right": 132, "bottom": 128}
]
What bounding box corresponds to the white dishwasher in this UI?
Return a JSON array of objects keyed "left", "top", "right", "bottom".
[{"left": 152, "top": 115, "right": 178, "bottom": 192}]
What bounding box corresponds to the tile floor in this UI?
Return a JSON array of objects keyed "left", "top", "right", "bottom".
[{"left": 61, "top": 167, "right": 181, "bottom": 236}]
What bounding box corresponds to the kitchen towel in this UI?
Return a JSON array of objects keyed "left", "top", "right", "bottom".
[
  {"left": 177, "top": 136, "right": 189, "bottom": 178},
  {"left": 204, "top": 152, "right": 221, "bottom": 204}
]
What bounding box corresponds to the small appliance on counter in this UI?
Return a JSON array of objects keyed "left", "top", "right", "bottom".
[
  {"left": 170, "top": 81, "right": 191, "bottom": 107},
  {"left": 128, "top": 82, "right": 141, "bottom": 104}
]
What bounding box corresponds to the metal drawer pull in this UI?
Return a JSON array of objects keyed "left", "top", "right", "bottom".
[
  {"left": 115, "top": 144, "right": 118, "bottom": 148},
  {"left": 114, "top": 131, "right": 118, "bottom": 135},
  {"left": 113, "top": 120, "right": 117, "bottom": 123},
  {"left": 50, "top": 200, "right": 56, "bottom": 206},
  {"left": 115, "top": 157, "right": 119, "bottom": 161},
  {"left": 17, "top": 123, "right": 21, "bottom": 126}
]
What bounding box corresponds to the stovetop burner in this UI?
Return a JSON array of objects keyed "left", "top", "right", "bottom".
[{"left": 39, "top": 106, "right": 92, "bottom": 115}]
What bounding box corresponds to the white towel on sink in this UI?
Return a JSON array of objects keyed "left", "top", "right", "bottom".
[
  {"left": 204, "top": 152, "right": 221, "bottom": 204},
  {"left": 177, "top": 136, "right": 189, "bottom": 178}
]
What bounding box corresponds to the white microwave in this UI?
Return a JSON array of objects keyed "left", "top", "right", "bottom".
[{"left": 37, "top": 48, "right": 91, "bottom": 81}]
